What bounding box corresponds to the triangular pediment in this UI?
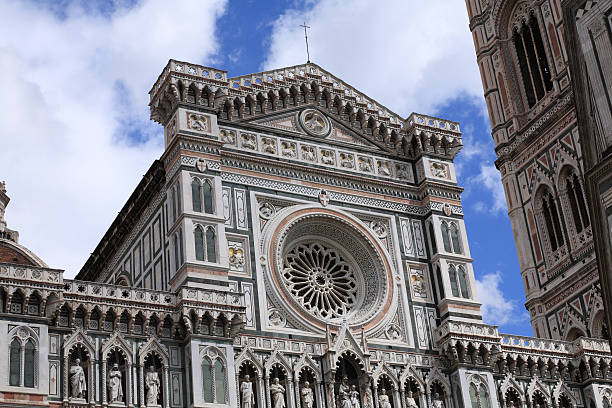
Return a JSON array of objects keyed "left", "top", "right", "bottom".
[{"left": 246, "top": 108, "right": 381, "bottom": 150}]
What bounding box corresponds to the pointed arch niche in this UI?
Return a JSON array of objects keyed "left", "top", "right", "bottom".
[
  {"left": 101, "top": 332, "right": 133, "bottom": 406},
  {"left": 63, "top": 329, "right": 96, "bottom": 403},
  {"left": 139, "top": 337, "right": 170, "bottom": 408}
]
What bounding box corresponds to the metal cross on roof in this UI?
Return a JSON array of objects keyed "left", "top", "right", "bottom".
[{"left": 299, "top": 21, "right": 311, "bottom": 63}]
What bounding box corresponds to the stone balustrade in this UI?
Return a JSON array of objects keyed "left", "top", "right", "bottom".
[
  {"left": 64, "top": 280, "right": 177, "bottom": 306},
  {"left": 0, "top": 261, "right": 64, "bottom": 286}
]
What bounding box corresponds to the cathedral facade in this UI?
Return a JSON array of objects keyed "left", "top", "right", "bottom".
[{"left": 0, "top": 59, "right": 610, "bottom": 408}]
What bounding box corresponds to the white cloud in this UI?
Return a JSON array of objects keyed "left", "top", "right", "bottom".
[
  {"left": 476, "top": 272, "right": 527, "bottom": 326},
  {"left": 470, "top": 164, "right": 508, "bottom": 215},
  {"left": 0, "top": 0, "right": 226, "bottom": 276},
  {"left": 263, "top": 0, "right": 483, "bottom": 116}
]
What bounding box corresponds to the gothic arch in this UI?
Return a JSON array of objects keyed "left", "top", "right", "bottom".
[
  {"left": 138, "top": 336, "right": 169, "bottom": 367},
  {"left": 264, "top": 350, "right": 292, "bottom": 378},
  {"left": 527, "top": 376, "right": 551, "bottom": 404},
  {"left": 425, "top": 366, "right": 450, "bottom": 396},
  {"left": 499, "top": 373, "right": 525, "bottom": 405},
  {"left": 399, "top": 364, "right": 425, "bottom": 394},
  {"left": 553, "top": 380, "right": 577, "bottom": 408},
  {"left": 372, "top": 362, "right": 399, "bottom": 390},
  {"left": 293, "top": 353, "right": 322, "bottom": 383},
  {"left": 101, "top": 331, "right": 132, "bottom": 363},
  {"left": 235, "top": 347, "right": 264, "bottom": 378}
]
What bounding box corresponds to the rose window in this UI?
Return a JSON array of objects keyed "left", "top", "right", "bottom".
[{"left": 282, "top": 243, "right": 358, "bottom": 319}]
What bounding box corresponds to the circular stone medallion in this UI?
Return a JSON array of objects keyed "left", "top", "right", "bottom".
[{"left": 299, "top": 109, "right": 331, "bottom": 137}]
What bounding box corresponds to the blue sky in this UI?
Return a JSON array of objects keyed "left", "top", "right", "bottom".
[{"left": 0, "top": 0, "right": 530, "bottom": 336}]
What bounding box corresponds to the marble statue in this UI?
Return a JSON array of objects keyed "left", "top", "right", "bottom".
[
  {"left": 350, "top": 385, "right": 361, "bottom": 408},
  {"left": 378, "top": 389, "right": 392, "bottom": 408},
  {"left": 145, "top": 366, "right": 160, "bottom": 406},
  {"left": 301, "top": 381, "right": 314, "bottom": 408},
  {"left": 70, "top": 358, "right": 87, "bottom": 399},
  {"left": 270, "top": 377, "right": 286, "bottom": 408},
  {"left": 240, "top": 375, "right": 255, "bottom": 408},
  {"left": 338, "top": 376, "right": 352, "bottom": 408},
  {"left": 406, "top": 391, "right": 419, "bottom": 408},
  {"left": 107, "top": 363, "right": 123, "bottom": 403},
  {"left": 432, "top": 393, "right": 444, "bottom": 408}
]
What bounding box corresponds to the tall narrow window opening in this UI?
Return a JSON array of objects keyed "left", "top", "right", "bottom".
[
  {"left": 9, "top": 338, "right": 20, "bottom": 386},
  {"left": 194, "top": 227, "right": 205, "bottom": 261},
  {"left": 450, "top": 223, "right": 462, "bottom": 254},
  {"left": 441, "top": 222, "right": 451, "bottom": 252},
  {"left": 449, "top": 266, "right": 459, "bottom": 297},
  {"left": 24, "top": 340, "right": 35, "bottom": 388},
  {"left": 192, "top": 179, "right": 202, "bottom": 212},
  {"left": 206, "top": 228, "right": 216, "bottom": 263},
  {"left": 458, "top": 266, "right": 470, "bottom": 299},
  {"left": 203, "top": 181, "right": 213, "bottom": 214},
  {"left": 512, "top": 11, "right": 553, "bottom": 108}
]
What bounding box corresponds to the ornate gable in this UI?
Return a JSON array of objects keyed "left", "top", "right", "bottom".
[{"left": 149, "top": 60, "right": 463, "bottom": 161}]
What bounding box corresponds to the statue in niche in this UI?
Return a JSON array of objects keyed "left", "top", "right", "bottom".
[
  {"left": 337, "top": 376, "right": 352, "bottom": 408},
  {"left": 145, "top": 366, "right": 160, "bottom": 406},
  {"left": 240, "top": 375, "right": 255, "bottom": 408},
  {"left": 378, "top": 388, "right": 392, "bottom": 408},
  {"left": 107, "top": 363, "right": 123, "bottom": 403},
  {"left": 70, "top": 358, "right": 87, "bottom": 399},
  {"left": 406, "top": 391, "right": 419, "bottom": 408},
  {"left": 300, "top": 381, "right": 314, "bottom": 408},
  {"left": 350, "top": 385, "right": 361, "bottom": 408},
  {"left": 432, "top": 393, "right": 444, "bottom": 408},
  {"left": 270, "top": 377, "right": 286, "bottom": 408}
]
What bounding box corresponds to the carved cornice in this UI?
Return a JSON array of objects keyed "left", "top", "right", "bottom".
[{"left": 148, "top": 60, "right": 463, "bottom": 161}]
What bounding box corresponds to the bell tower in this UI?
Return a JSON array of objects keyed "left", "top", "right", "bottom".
[{"left": 465, "top": 0, "right": 603, "bottom": 340}]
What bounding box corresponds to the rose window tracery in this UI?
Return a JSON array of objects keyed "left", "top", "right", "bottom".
[{"left": 282, "top": 243, "right": 358, "bottom": 319}]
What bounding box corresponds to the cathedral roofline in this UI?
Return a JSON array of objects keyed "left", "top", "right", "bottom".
[
  {"left": 149, "top": 59, "right": 464, "bottom": 161},
  {"left": 76, "top": 160, "right": 166, "bottom": 282}
]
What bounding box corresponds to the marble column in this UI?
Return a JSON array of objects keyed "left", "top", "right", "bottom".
[
  {"left": 317, "top": 381, "right": 325, "bottom": 408},
  {"left": 400, "top": 389, "right": 406, "bottom": 408},
  {"left": 328, "top": 381, "right": 336, "bottom": 408},
  {"left": 139, "top": 365, "right": 145, "bottom": 408},
  {"left": 126, "top": 363, "right": 132, "bottom": 407},
  {"left": 373, "top": 385, "right": 380, "bottom": 408},
  {"left": 294, "top": 379, "right": 302, "bottom": 408},
  {"left": 163, "top": 366, "right": 169, "bottom": 408},
  {"left": 265, "top": 376, "right": 271, "bottom": 408}
]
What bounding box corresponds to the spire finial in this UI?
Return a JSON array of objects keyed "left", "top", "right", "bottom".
[{"left": 299, "top": 21, "right": 311, "bottom": 63}]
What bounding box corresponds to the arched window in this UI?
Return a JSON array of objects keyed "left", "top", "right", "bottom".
[
  {"left": 9, "top": 338, "right": 20, "bottom": 386},
  {"left": 201, "top": 350, "right": 227, "bottom": 404},
  {"left": 206, "top": 228, "right": 217, "bottom": 263},
  {"left": 450, "top": 223, "right": 462, "bottom": 254},
  {"left": 202, "top": 358, "right": 214, "bottom": 402},
  {"left": 191, "top": 179, "right": 202, "bottom": 212},
  {"left": 214, "top": 359, "right": 226, "bottom": 403},
  {"left": 449, "top": 266, "right": 460, "bottom": 297},
  {"left": 203, "top": 180, "right": 213, "bottom": 214},
  {"left": 441, "top": 222, "right": 451, "bottom": 252},
  {"left": 194, "top": 227, "right": 205, "bottom": 261},
  {"left": 512, "top": 11, "right": 553, "bottom": 108},
  {"left": 458, "top": 266, "right": 470, "bottom": 299},
  {"left": 429, "top": 222, "right": 438, "bottom": 254},
  {"left": 539, "top": 189, "right": 564, "bottom": 252},
  {"left": 436, "top": 266, "right": 445, "bottom": 299},
  {"left": 469, "top": 383, "right": 490, "bottom": 408},
  {"left": 8, "top": 329, "right": 37, "bottom": 388},
  {"left": 24, "top": 340, "right": 35, "bottom": 388},
  {"left": 565, "top": 172, "right": 590, "bottom": 234},
  {"left": 603, "top": 397, "right": 610, "bottom": 408},
  {"left": 173, "top": 234, "right": 180, "bottom": 272}
]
